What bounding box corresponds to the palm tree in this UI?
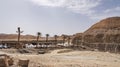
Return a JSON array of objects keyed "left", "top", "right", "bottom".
[
  {"left": 16, "top": 27, "right": 23, "bottom": 48},
  {"left": 46, "top": 34, "right": 49, "bottom": 42},
  {"left": 36, "top": 32, "right": 41, "bottom": 48},
  {"left": 46, "top": 34, "right": 49, "bottom": 48},
  {"left": 67, "top": 36, "right": 71, "bottom": 46},
  {"left": 62, "top": 34, "right": 67, "bottom": 45},
  {"left": 54, "top": 35, "right": 58, "bottom": 47}
]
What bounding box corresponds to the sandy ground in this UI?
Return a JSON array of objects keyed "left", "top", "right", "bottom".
[{"left": 0, "top": 49, "right": 120, "bottom": 67}]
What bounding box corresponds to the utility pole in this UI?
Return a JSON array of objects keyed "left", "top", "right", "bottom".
[{"left": 16, "top": 27, "right": 23, "bottom": 48}]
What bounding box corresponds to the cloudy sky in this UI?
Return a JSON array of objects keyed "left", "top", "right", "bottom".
[{"left": 0, "top": 0, "right": 120, "bottom": 36}]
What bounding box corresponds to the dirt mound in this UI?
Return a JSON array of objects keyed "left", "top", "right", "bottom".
[
  {"left": 83, "top": 17, "right": 120, "bottom": 35},
  {"left": 85, "top": 17, "right": 120, "bottom": 33}
]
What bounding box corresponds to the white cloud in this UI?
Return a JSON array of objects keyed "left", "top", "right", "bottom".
[
  {"left": 30, "top": 0, "right": 101, "bottom": 15},
  {"left": 30, "top": 0, "right": 120, "bottom": 20},
  {"left": 104, "top": 6, "right": 120, "bottom": 13},
  {"left": 31, "top": 0, "right": 65, "bottom": 7},
  {"left": 90, "top": 7, "right": 120, "bottom": 20},
  {"left": 66, "top": 0, "right": 101, "bottom": 15}
]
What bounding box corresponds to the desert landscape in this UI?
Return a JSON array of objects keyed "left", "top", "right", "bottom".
[
  {"left": 0, "top": 0, "right": 120, "bottom": 66},
  {"left": 0, "top": 17, "right": 120, "bottom": 67}
]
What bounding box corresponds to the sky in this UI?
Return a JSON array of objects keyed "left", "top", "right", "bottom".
[{"left": 0, "top": 0, "right": 120, "bottom": 36}]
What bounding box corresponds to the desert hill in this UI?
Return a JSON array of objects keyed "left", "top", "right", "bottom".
[
  {"left": 0, "top": 34, "right": 64, "bottom": 40},
  {"left": 87, "top": 17, "right": 120, "bottom": 31},
  {"left": 0, "top": 34, "right": 36, "bottom": 39},
  {"left": 72, "top": 17, "right": 120, "bottom": 53},
  {"left": 84, "top": 17, "right": 120, "bottom": 35},
  {"left": 83, "top": 17, "right": 120, "bottom": 43}
]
